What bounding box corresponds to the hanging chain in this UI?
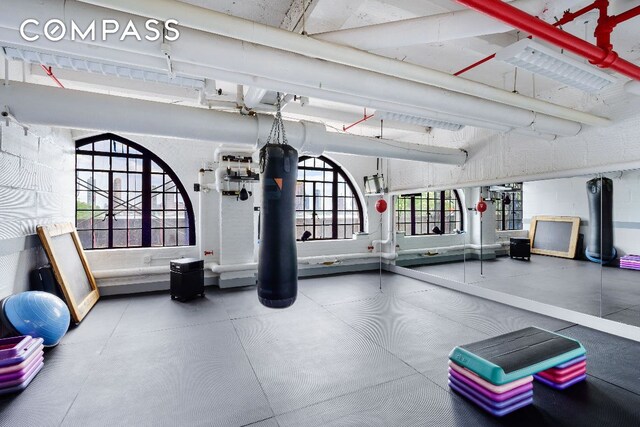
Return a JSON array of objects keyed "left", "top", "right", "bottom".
[
  {"left": 265, "top": 92, "right": 288, "bottom": 146},
  {"left": 260, "top": 92, "right": 289, "bottom": 172}
]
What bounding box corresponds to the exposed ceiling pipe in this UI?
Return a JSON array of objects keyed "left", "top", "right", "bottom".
[
  {"left": 40, "top": 65, "right": 65, "bottom": 88},
  {"left": 242, "top": 87, "right": 268, "bottom": 109},
  {"left": 0, "top": 4, "right": 583, "bottom": 137},
  {"left": 25, "top": 63, "right": 434, "bottom": 133},
  {"left": 312, "top": 0, "right": 583, "bottom": 51},
  {"left": 457, "top": 0, "right": 640, "bottom": 81},
  {"left": 454, "top": 2, "right": 598, "bottom": 77},
  {"left": 168, "top": 64, "right": 541, "bottom": 134},
  {"left": 3, "top": 37, "right": 521, "bottom": 133},
  {"left": 0, "top": 82, "right": 467, "bottom": 165},
  {"left": 75, "top": 0, "right": 609, "bottom": 126}
]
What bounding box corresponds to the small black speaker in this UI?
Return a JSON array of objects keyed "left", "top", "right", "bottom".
[{"left": 170, "top": 258, "right": 204, "bottom": 301}]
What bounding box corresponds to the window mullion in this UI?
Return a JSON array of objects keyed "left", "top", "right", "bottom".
[
  {"left": 312, "top": 182, "right": 317, "bottom": 239},
  {"left": 332, "top": 171, "right": 338, "bottom": 239},
  {"left": 142, "top": 157, "right": 152, "bottom": 247},
  {"left": 410, "top": 197, "right": 416, "bottom": 235},
  {"left": 108, "top": 170, "right": 114, "bottom": 248},
  {"left": 440, "top": 191, "right": 445, "bottom": 233}
]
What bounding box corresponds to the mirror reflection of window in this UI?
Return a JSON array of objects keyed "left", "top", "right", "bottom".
[
  {"left": 395, "top": 190, "right": 463, "bottom": 235},
  {"left": 495, "top": 183, "right": 523, "bottom": 231}
]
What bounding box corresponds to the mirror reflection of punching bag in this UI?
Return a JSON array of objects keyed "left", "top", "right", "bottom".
[{"left": 586, "top": 177, "right": 616, "bottom": 263}]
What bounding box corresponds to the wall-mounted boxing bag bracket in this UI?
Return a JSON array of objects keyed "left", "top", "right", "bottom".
[{"left": 222, "top": 190, "right": 253, "bottom": 199}]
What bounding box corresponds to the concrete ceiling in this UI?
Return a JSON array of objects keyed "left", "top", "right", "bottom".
[
  {"left": 177, "top": 0, "right": 295, "bottom": 27},
  {"left": 172, "top": 0, "right": 638, "bottom": 100}
]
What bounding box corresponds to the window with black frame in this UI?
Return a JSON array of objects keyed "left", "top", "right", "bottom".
[
  {"left": 495, "top": 183, "right": 523, "bottom": 231},
  {"left": 396, "top": 190, "right": 463, "bottom": 235},
  {"left": 295, "top": 156, "right": 364, "bottom": 240},
  {"left": 75, "top": 134, "right": 195, "bottom": 249}
]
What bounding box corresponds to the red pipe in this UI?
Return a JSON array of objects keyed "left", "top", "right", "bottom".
[
  {"left": 457, "top": 0, "right": 640, "bottom": 81},
  {"left": 609, "top": 6, "right": 640, "bottom": 27},
  {"left": 454, "top": 3, "right": 596, "bottom": 76},
  {"left": 342, "top": 108, "right": 375, "bottom": 132},
  {"left": 40, "top": 65, "right": 65, "bottom": 88},
  {"left": 454, "top": 54, "right": 495, "bottom": 77}
]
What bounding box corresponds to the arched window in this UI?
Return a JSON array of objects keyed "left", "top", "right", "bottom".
[
  {"left": 495, "top": 183, "right": 523, "bottom": 231},
  {"left": 295, "top": 156, "right": 364, "bottom": 240},
  {"left": 75, "top": 133, "right": 195, "bottom": 249},
  {"left": 396, "top": 190, "right": 463, "bottom": 235}
]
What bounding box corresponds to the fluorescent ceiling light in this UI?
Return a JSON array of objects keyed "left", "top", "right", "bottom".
[
  {"left": 495, "top": 38, "right": 616, "bottom": 93},
  {"left": 375, "top": 110, "right": 465, "bottom": 131},
  {"left": 2, "top": 46, "right": 205, "bottom": 90}
]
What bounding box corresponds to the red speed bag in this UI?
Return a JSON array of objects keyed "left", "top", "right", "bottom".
[
  {"left": 476, "top": 199, "right": 487, "bottom": 213},
  {"left": 375, "top": 199, "right": 388, "bottom": 213}
]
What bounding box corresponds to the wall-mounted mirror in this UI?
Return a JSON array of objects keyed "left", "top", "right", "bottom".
[
  {"left": 394, "top": 170, "right": 640, "bottom": 332},
  {"left": 465, "top": 176, "right": 603, "bottom": 317},
  {"left": 395, "top": 189, "right": 467, "bottom": 283},
  {"left": 600, "top": 170, "right": 640, "bottom": 327}
]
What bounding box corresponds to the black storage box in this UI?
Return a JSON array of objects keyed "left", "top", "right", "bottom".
[
  {"left": 170, "top": 258, "right": 204, "bottom": 301},
  {"left": 510, "top": 237, "right": 531, "bottom": 260}
]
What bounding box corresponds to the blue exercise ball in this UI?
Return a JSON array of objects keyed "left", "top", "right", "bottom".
[{"left": 2, "top": 291, "right": 70, "bottom": 346}]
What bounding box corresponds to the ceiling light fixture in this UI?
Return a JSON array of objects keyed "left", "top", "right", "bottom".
[
  {"left": 495, "top": 38, "right": 616, "bottom": 93},
  {"left": 375, "top": 110, "right": 465, "bottom": 131},
  {"left": 2, "top": 46, "right": 205, "bottom": 90}
]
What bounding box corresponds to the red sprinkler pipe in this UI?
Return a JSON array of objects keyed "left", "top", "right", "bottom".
[
  {"left": 454, "top": 54, "right": 495, "bottom": 77},
  {"left": 608, "top": 6, "right": 640, "bottom": 28},
  {"left": 454, "top": 3, "right": 597, "bottom": 76},
  {"left": 456, "top": 0, "right": 640, "bottom": 81},
  {"left": 342, "top": 108, "right": 375, "bottom": 132},
  {"left": 40, "top": 65, "right": 65, "bottom": 88}
]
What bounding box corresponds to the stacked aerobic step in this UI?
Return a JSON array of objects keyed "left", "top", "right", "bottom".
[
  {"left": 448, "top": 360, "right": 534, "bottom": 416},
  {"left": 534, "top": 355, "right": 587, "bottom": 389},
  {"left": 620, "top": 254, "right": 640, "bottom": 271},
  {"left": 448, "top": 327, "right": 586, "bottom": 417},
  {"left": 0, "top": 336, "right": 44, "bottom": 395}
]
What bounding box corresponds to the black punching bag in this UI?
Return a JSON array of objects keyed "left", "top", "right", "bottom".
[
  {"left": 257, "top": 143, "right": 299, "bottom": 308},
  {"left": 586, "top": 177, "right": 616, "bottom": 263}
]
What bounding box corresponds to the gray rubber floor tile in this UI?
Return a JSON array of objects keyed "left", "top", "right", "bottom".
[
  {"left": 399, "top": 287, "right": 572, "bottom": 336},
  {"left": 62, "top": 297, "right": 130, "bottom": 345},
  {"left": 0, "top": 340, "right": 104, "bottom": 427},
  {"left": 61, "top": 321, "right": 272, "bottom": 427},
  {"left": 221, "top": 285, "right": 320, "bottom": 319},
  {"left": 299, "top": 272, "right": 438, "bottom": 306},
  {"left": 557, "top": 325, "right": 640, "bottom": 396},
  {"left": 112, "top": 291, "right": 229, "bottom": 336},
  {"left": 242, "top": 417, "right": 280, "bottom": 427},
  {"left": 604, "top": 305, "right": 640, "bottom": 326},
  {"left": 276, "top": 373, "right": 503, "bottom": 427},
  {"left": 325, "top": 292, "right": 490, "bottom": 372},
  {"left": 233, "top": 306, "right": 415, "bottom": 415}
]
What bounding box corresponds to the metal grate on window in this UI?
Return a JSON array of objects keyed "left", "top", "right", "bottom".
[
  {"left": 296, "top": 156, "right": 364, "bottom": 240},
  {"left": 75, "top": 134, "right": 195, "bottom": 250},
  {"left": 395, "top": 190, "right": 463, "bottom": 235}
]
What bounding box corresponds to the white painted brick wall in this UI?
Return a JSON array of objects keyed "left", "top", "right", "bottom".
[
  {"left": 219, "top": 195, "right": 255, "bottom": 264},
  {"left": 388, "top": 105, "right": 640, "bottom": 192},
  {"left": 0, "top": 123, "right": 74, "bottom": 298}
]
